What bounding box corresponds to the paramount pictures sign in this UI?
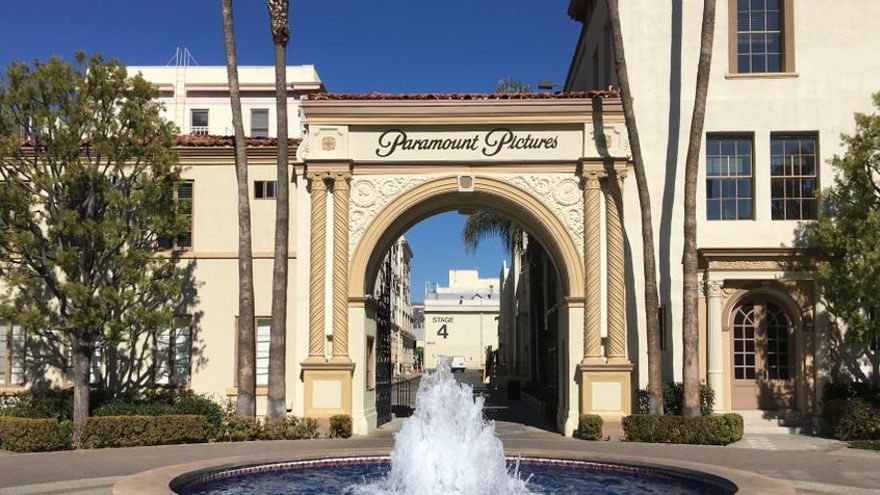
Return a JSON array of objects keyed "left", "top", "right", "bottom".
[{"left": 349, "top": 126, "right": 585, "bottom": 162}]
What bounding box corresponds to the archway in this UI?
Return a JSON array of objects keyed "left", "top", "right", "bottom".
[
  {"left": 724, "top": 287, "right": 802, "bottom": 411},
  {"left": 348, "top": 175, "right": 585, "bottom": 434}
]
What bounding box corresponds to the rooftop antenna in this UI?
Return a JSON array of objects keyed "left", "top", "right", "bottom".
[{"left": 165, "top": 48, "right": 199, "bottom": 131}]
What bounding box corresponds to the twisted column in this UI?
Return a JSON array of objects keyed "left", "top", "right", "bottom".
[
  {"left": 606, "top": 167, "right": 627, "bottom": 362},
  {"left": 331, "top": 172, "right": 352, "bottom": 359},
  {"left": 307, "top": 172, "right": 328, "bottom": 359},
  {"left": 583, "top": 166, "right": 605, "bottom": 362}
]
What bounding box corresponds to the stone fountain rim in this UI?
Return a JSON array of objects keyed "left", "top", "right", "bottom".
[{"left": 111, "top": 445, "right": 795, "bottom": 495}]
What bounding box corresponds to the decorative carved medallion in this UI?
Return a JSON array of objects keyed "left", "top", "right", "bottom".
[
  {"left": 348, "top": 175, "right": 434, "bottom": 254},
  {"left": 502, "top": 174, "right": 584, "bottom": 255},
  {"left": 321, "top": 136, "right": 336, "bottom": 151}
]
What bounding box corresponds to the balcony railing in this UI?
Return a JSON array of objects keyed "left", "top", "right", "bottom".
[{"left": 191, "top": 126, "right": 209, "bottom": 136}]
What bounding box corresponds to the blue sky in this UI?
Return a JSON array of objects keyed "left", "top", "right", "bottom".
[{"left": 0, "top": 0, "right": 581, "bottom": 302}]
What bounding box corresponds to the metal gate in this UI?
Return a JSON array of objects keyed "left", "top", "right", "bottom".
[{"left": 375, "top": 257, "right": 393, "bottom": 426}]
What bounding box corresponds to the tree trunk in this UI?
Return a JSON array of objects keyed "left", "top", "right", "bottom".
[
  {"left": 682, "top": 0, "right": 716, "bottom": 416},
  {"left": 605, "top": 0, "right": 664, "bottom": 414},
  {"left": 71, "top": 335, "right": 92, "bottom": 446},
  {"left": 267, "top": 0, "right": 291, "bottom": 419},
  {"left": 222, "top": 0, "right": 257, "bottom": 417}
]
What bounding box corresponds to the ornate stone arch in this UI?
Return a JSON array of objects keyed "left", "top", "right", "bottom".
[{"left": 348, "top": 175, "right": 585, "bottom": 300}]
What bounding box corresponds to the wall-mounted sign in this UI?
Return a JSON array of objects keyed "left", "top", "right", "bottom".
[
  {"left": 376, "top": 128, "right": 559, "bottom": 158},
  {"left": 348, "top": 125, "right": 584, "bottom": 162}
]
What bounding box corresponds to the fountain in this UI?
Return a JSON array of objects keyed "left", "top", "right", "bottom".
[
  {"left": 172, "top": 360, "right": 737, "bottom": 494},
  {"left": 351, "top": 358, "right": 532, "bottom": 494}
]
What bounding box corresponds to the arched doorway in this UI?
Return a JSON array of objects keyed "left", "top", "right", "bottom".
[
  {"left": 349, "top": 176, "right": 584, "bottom": 433},
  {"left": 730, "top": 296, "right": 796, "bottom": 410}
]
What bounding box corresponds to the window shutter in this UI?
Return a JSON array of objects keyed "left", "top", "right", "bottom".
[
  {"left": 10, "top": 324, "right": 24, "bottom": 385},
  {"left": 251, "top": 109, "right": 269, "bottom": 137},
  {"left": 256, "top": 319, "right": 271, "bottom": 386}
]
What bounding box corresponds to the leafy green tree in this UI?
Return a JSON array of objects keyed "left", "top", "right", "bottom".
[
  {"left": 810, "top": 93, "right": 880, "bottom": 382},
  {"left": 0, "top": 54, "right": 190, "bottom": 438}
]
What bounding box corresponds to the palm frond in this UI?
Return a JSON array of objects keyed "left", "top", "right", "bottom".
[{"left": 462, "top": 209, "right": 524, "bottom": 255}]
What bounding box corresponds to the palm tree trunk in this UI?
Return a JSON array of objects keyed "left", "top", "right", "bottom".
[
  {"left": 682, "top": 0, "right": 716, "bottom": 416},
  {"left": 266, "top": 0, "right": 290, "bottom": 419},
  {"left": 605, "top": 0, "right": 664, "bottom": 414},
  {"left": 221, "top": 0, "right": 257, "bottom": 417}
]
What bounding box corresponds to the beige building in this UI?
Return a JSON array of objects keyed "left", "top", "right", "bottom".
[
  {"left": 565, "top": 0, "right": 880, "bottom": 424},
  {"left": 423, "top": 270, "right": 501, "bottom": 371},
  {"left": 379, "top": 237, "right": 416, "bottom": 376}
]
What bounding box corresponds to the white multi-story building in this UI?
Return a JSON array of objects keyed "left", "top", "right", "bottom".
[
  {"left": 423, "top": 270, "right": 500, "bottom": 371},
  {"left": 385, "top": 237, "right": 416, "bottom": 376},
  {"left": 127, "top": 65, "right": 323, "bottom": 137}
]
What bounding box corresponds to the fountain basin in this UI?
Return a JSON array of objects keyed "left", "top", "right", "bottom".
[{"left": 171, "top": 455, "right": 738, "bottom": 494}]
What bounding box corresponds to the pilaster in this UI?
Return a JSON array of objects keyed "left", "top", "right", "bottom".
[
  {"left": 330, "top": 171, "right": 352, "bottom": 363},
  {"left": 305, "top": 171, "right": 329, "bottom": 362},
  {"left": 605, "top": 164, "right": 627, "bottom": 363},
  {"left": 581, "top": 164, "right": 605, "bottom": 364},
  {"left": 703, "top": 279, "right": 725, "bottom": 411}
]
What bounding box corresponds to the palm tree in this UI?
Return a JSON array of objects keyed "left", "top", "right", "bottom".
[
  {"left": 265, "top": 0, "right": 290, "bottom": 419},
  {"left": 462, "top": 210, "right": 524, "bottom": 255},
  {"left": 605, "top": 0, "right": 664, "bottom": 414},
  {"left": 682, "top": 0, "right": 717, "bottom": 416},
  {"left": 221, "top": 0, "right": 257, "bottom": 417}
]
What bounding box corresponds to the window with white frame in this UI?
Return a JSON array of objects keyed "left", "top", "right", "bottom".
[
  {"left": 190, "top": 109, "right": 209, "bottom": 135},
  {"left": 155, "top": 317, "right": 193, "bottom": 386},
  {"left": 250, "top": 109, "right": 269, "bottom": 137}
]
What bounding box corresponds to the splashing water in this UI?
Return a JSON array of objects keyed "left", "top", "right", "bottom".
[{"left": 350, "top": 358, "right": 534, "bottom": 495}]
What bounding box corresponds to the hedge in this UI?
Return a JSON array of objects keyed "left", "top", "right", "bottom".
[
  {"left": 622, "top": 413, "right": 744, "bottom": 445},
  {"left": 637, "top": 382, "right": 715, "bottom": 416},
  {"left": 573, "top": 414, "right": 603, "bottom": 440},
  {"left": 79, "top": 415, "right": 214, "bottom": 449},
  {"left": 824, "top": 398, "right": 880, "bottom": 441},
  {"left": 260, "top": 417, "right": 320, "bottom": 441},
  {"left": 329, "top": 414, "right": 353, "bottom": 439},
  {"left": 0, "top": 417, "right": 73, "bottom": 452}
]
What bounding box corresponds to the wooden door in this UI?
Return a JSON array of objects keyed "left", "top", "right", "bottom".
[{"left": 731, "top": 299, "right": 796, "bottom": 410}]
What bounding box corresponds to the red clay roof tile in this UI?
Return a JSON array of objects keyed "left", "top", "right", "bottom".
[{"left": 309, "top": 90, "right": 618, "bottom": 101}]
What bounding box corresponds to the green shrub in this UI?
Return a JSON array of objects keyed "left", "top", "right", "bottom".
[
  {"left": 637, "top": 382, "right": 715, "bottom": 416},
  {"left": 573, "top": 414, "right": 603, "bottom": 440},
  {"left": 260, "top": 417, "right": 320, "bottom": 440},
  {"left": 0, "top": 388, "right": 110, "bottom": 420},
  {"left": 824, "top": 398, "right": 880, "bottom": 441},
  {"left": 93, "top": 389, "right": 224, "bottom": 426},
  {"left": 329, "top": 414, "right": 353, "bottom": 439},
  {"left": 0, "top": 417, "right": 73, "bottom": 452},
  {"left": 622, "top": 413, "right": 743, "bottom": 445},
  {"left": 219, "top": 415, "right": 262, "bottom": 442},
  {"left": 79, "top": 415, "right": 214, "bottom": 449}
]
